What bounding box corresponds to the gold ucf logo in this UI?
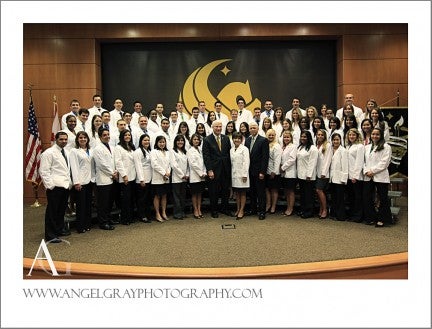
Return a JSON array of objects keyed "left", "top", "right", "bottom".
[{"left": 179, "top": 59, "right": 261, "bottom": 115}]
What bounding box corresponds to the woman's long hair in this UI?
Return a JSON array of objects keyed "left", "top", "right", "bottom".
[
  {"left": 118, "top": 130, "right": 135, "bottom": 151},
  {"left": 173, "top": 134, "right": 187, "bottom": 154},
  {"left": 298, "top": 130, "right": 314, "bottom": 151},
  {"left": 138, "top": 133, "right": 151, "bottom": 157}
]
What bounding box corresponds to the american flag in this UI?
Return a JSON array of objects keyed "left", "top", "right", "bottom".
[
  {"left": 25, "top": 99, "right": 42, "bottom": 184},
  {"left": 51, "top": 98, "right": 60, "bottom": 144}
]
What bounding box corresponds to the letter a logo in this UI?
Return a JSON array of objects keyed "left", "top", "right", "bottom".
[{"left": 27, "top": 239, "right": 60, "bottom": 276}]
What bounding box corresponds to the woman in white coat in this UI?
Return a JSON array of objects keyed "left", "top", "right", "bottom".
[
  {"left": 133, "top": 134, "right": 152, "bottom": 223},
  {"left": 329, "top": 133, "right": 348, "bottom": 221},
  {"left": 114, "top": 130, "right": 136, "bottom": 225},
  {"left": 363, "top": 128, "right": 393, "bottom": 227},
  {"left": 230, "top": 132, "right": 250, "bottom": 220},
  {"left": 315, "top": 129, "right": 332, "bottom": 219},
  {"left": 296, "top": 130, "right": 318, "bottom": 218},
  {"left": 170, "top": 135, "right": 189, "bottom": 220},
  {"left": 187, "top": 133, "right": 207, "bottom": 219},
  {"left": 345, "top": 128, "right": 365, "bottom": 222},
  {"left": 150, "top": 135, "right": 171, "bottom": 222},
  {"left": 280, "top": 131, "right": 297, "bottom": 216},
  {"left": 69, "top": 131, "right": 93, "bottom": 233},
  {"left": 265, "top": 129, "right": 282, "bottom": 214}
]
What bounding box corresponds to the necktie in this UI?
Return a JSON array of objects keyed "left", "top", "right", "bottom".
[
  {"left": 195, "top": 119, "right": 198, "bottom": 124},
  {"left": 128, "top": 125, "right": 132, "bottom": 133},
  {"left": 60, "top": 148, "right": 68, "bottom": 165},
  {"left": 240, "top": 110, "right": 243, "bottom": 116},
  {"left": 267, "top": 111, "right": 270, "bottom": 117},
  {"left": 250, "top": 136, "right": 255, "bottom": 151},
  {"left": 216, "top": 135, "right": 221, "bottom": 151},
  {"left": 104, "top": 143, "right": 111, "bottom": 153},
  {"left": 104, "top": 123, "right": 109, "bottom": 130},
  {"left": 218, "top": 113, "right": 220, "bottom": 119},
  {"left": 181, "top": 113, "right": 184, "bottom": 121},
  {"left": 82, "top": 123, "right": 85, "bottom": 131},
  {"left": 202, "top": 113, "right": 205, "bottom": 120}
]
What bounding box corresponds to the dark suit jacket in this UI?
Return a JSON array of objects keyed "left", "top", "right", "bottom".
[
  {"left": 202, "top": 133, "right": 231, "bottom": 179},
  {"left": 245, "top": 134, "right": 270, "bottom": 176}
]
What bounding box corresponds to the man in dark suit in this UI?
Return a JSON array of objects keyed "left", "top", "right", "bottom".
[
  {"left": 245, "top": 121, "right": 270, "bottom": 220},
  {"left": 202, "top": 120, "right": 232, "bottom": 218}
]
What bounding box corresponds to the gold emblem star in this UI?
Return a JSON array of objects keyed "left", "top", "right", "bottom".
[
  {"left": 221, "top": 65, "right": 231, "bottom": 76},
  {"left": 386, "top": 113, "right": 393, "bottom": 120}
]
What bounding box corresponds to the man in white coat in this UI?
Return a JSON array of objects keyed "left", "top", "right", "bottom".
[
  {"left": 39, "top": 131, "right": 72, "bottom": 242},
  {"left": 336, "top": 93, "right": 363, "bottom": 122},
  {"left": 93, "top": 128, "right": 118, "bottom": 230}
]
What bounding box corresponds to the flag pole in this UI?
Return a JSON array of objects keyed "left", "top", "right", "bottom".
[{"left": 27, "top": 83, "right": 42, "bottom": 208}]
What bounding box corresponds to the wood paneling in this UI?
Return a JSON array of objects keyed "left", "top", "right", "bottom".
[
  {"left": 24, "top": 39, "right": 97, "bottom": 64},
  {"left": 342, "top": 59, "right": 407, "bottom": 84},
  {"left": 24, "top": 64, "right": 97, "bottom": 89},
  {"left": 343, "top": 34, "right": 408, "bottom": 60},
  {"left": 340, "top": 84, "right": 408, "bottom": 108}
]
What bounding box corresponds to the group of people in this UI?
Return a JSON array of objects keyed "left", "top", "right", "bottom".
[{"left": 39, "top": 93, "right": 394, "bottom": 243}]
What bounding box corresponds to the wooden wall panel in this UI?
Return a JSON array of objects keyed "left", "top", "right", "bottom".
[
  {"left": 343, "top": 34, "right": 408, "bottom": 60},
  {"left": 24, "top": 39, "right": 97, "bottom": 64},
  {"left": 24, "top": 64, "right": 97, "bottom": 90},
  {"left": 340, "top": 84, "right": 408, "bottom": 108},
  {"left": 342, "top": 59, "right": 407, "bottom": 84}
]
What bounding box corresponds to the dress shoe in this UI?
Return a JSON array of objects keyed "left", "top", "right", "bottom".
[
  {"left": 375, "top": 221, "right": 385, "bottom": 228},
  {"left": 301, "top": 213, "right": 313, "bottom": 219},
  {"left": 283, "top": 211, "right": 293, "bottom": 216},
  {"left": 77, "top": 229, "right": 86, "bottom": 234},
  {"left": 258, "top": 213, "right": 265, "bottom": 220},
  {"left": 199, "top": 214, "right": 204, "bottom": 218},
  {"left": 365, "top": 220, "right": 376, "bottom": 225},
  {"left": 269, "top": 210, "right": 276, "bottom": 214},
  {"left": 58, "top": 229, "right": 71, "bottom": 236},
  {"left": 319, "top": 213, "right": 328, "bottom": 219},
  {"left": 193, "top": 214, "right": 200, "bottom": 219},
  {"left": 109, "top": 219, "right": 120, "bottom": 225},
  {"left": 236, "top": 215, "right": 244, "bottom": 220},
  {"left": 48, "top": 238, "right": 62, "bottom": 243},
  {"left": 99, "top": 224, "right": 115, "bottom": 230},
  {"left": 155, "top": 217, "right": 164, "bottom": 223},
  {"left": 211, "top": 212, "right": 219, "bottom": 218},
  {"left": 162, "top": 216, "right": 169, "bottom": 221}
]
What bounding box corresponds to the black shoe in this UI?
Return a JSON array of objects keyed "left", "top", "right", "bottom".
[
  {"left": 109, "top": 220, "right": 120, "bottom": 225},
  {"left": 47, "top": 237, "right": 62, "bottom": 243},
  {"left": 258, "top": 213, "right": 265, "bottom": 220},
  {"left": 58, "top": 229, "right": 71, "bottom": 236},
  {"left": 301, "top": 213, "right": 313, "bottom": 219},
  {"left": 365, "top": 220, "right": 376, "bottom": 225},
  {"left": 99, "top": 224, "right": 115, "bottom": 230},
  {"left": 211, "top": 212, "right": 219, "bottom": 218},
  {"left": 77, "top": 229, "right": 86, "bottom": 234}
]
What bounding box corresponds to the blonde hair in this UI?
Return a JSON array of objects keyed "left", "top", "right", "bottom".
[
  {"left": 345, "top": 128, "right": 363, "bottom": 146},
  {"left": 316, "top": 129, "right": 329, "bottom": 154},
  {"left": 265, "top": 128, "right": 278, "bottom": 148},
  {"left": 282, "top": 131, "right": 293, "bottom": 147}
]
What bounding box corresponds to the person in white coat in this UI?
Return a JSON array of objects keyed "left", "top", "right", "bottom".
[
  {"left": 39, "top": 131, "right": 72, "bottom": 242},
  {"left": 329, "top": 133, "right": 349, "bottom": 221},
  {"left": 114, "top": 130, "right": 136, "bottom": 225},
  {"left": 345, "top": 128, "right": 365, "bottom": 222},
  {"left": 265, "top": 129, "right": 282, "bottom": 214},
  {"left": 170, "top": 135, "right": 189, "bottom": 219},
  {"left": 92, "top": 128, "right": 118, "bottom": 230},
  {"left": 150, "top": 135, "right": 171, "bottom": 222},
  {"left": 363, "top": 128, "right": 393, "bottom": 227},
  {"left": 280, "top": 131, "right": 297, "bottom": 216},
  {"left": 133, "top": 134, "right": 152, "bottom": 223},
  {"left": 187, "top": 133, "right": 207, "bottom": 219},
  {"left": 230, "top": 132, "right": 250, "bottom": 220},
  {"left": 69, "top": 131, "right": 93, "bottom": 233},
  {"left": 296, "top": 130, "right": 318, "bottom": 218},
  {"left": 315, "top": 129, "right": 332, "bottom": 219},
  {"left": 89, "top": 114, "right": 103, "bottom": 149}
]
